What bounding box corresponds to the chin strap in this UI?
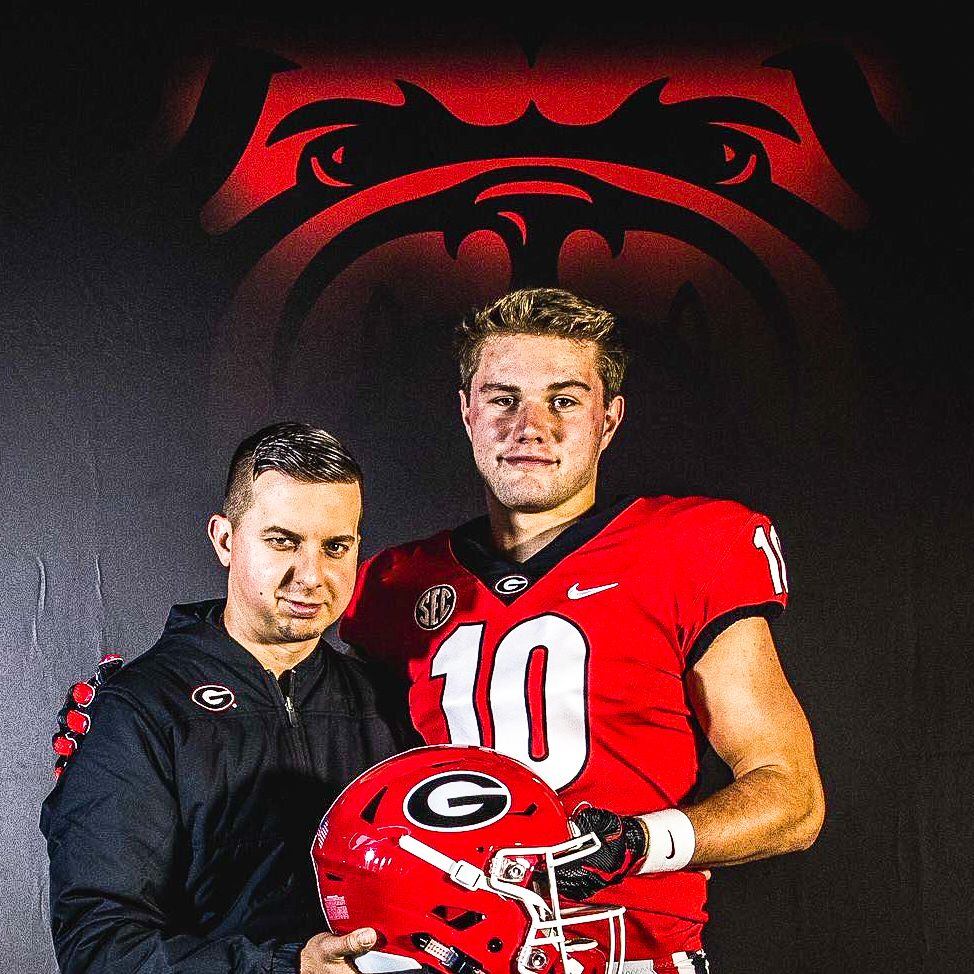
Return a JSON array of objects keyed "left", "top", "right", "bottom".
[{"left": 398, "top": 835, "right": 489, "bottom": 891}]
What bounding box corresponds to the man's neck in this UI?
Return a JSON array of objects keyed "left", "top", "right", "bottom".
[
  {"left": 486, "top": 483, "right": 597, "bottom": 563},
  {"left": 222, "top": 604, "right": 319, "bottom": 679}
]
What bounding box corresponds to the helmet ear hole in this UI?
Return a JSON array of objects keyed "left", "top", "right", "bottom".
[
  {"left": 431, "top": 906, "right": 486, "bottom": 931},
  {"left": 361, "top": 787, "right": 387, "bottom": 823}
]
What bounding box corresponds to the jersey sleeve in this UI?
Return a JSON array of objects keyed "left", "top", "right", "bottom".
[
  {"left": 679, "top": 503, "right": 789, "bottom": 667},
  {"left": 340, "top": 549, "right": 400, "bottom": 670}
]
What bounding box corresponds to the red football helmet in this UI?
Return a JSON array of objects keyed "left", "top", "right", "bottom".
[{"left": 312, "top": 746, "right": 626, "bottom": 974}]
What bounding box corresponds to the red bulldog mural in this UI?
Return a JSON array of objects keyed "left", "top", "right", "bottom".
[{"left": 150, "top": 37, "right": 904, "bottom": 428}]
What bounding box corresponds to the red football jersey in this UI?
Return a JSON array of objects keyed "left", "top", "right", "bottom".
[{"left": 340, "top": 495, "right": 789, "bottom": 961}]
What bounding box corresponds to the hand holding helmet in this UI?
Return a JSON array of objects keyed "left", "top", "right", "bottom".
[
  {"left": 554, "top": 808, "right": 648, "bottom": 902},
  {"left": 300, "top": 928, "right": 378, "bottom": 974},
  {"left": 52, "top": 654, "right": 124, "bottom": 780}
]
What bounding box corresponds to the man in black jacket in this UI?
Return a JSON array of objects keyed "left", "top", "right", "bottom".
[{"left": 41, "top": 423, "right": 414, "bottom": 974}]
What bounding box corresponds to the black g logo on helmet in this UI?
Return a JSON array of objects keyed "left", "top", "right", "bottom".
[{"left": 404, "top": 772, "right": 512, "bottom": 832}]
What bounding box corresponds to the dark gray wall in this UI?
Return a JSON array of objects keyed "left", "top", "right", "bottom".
[{"left": 2, "top": 13, "right": 971, "bottom": 973}]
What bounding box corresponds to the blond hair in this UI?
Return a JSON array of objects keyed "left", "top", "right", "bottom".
[{"left": 455, "top": 288, "right": 628, "bottom": 402}]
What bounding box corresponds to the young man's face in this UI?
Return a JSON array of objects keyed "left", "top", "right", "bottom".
[
  {"left": 460, "top": 334, "right": 624, "bottom": 514},
  {"left": 210, "top": 471, "right": 362, "bottom": 648}
]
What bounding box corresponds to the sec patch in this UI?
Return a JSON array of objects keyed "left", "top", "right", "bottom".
[{"left": 415, "top": 584, "right": 456, "bottom": 631}]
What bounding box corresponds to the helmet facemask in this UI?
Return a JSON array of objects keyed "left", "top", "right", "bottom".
[{"left": 400, "top": 830, "right": 626, "bottom": 974}]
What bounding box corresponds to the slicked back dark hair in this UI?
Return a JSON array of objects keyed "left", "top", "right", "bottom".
[{"left": 223, "top": 423, "right": 363, "bottom": 525}]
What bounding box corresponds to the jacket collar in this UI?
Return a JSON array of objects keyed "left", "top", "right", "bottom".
[{"left": 163, "top": 598, "right": 331, "bottom": 686}]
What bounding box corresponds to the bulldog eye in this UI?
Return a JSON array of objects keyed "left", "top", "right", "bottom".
[
  {"left": 712, "top": 131, "right": 767, "bottom": 187},
  {"left": 300, "top": 130, "right": 358, "bottom": 189},
  {"left": 717, "top": 144, "right": 758, "bottom": 185}
]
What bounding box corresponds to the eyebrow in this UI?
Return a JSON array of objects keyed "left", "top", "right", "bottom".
[
  {"left": 478, "top": 380, "right": 593, "bottom": 394},
  {"left": 262, "top": 526, "right": 357, "bottom": 544},
  {"left": 548, "top": 380, "right": 592, "bottom": 393}
]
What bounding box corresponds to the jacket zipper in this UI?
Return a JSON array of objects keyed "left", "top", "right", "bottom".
[
  {"left": 284, "top": 694, "right": 297, "bottom": 727},
  {"left": 266, "top": 670, "right": 311, "bottom": 772}
]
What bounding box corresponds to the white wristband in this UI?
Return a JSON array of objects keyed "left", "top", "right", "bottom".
[{"left": 636, "top": 808, "right": 696, "bottom": 873}]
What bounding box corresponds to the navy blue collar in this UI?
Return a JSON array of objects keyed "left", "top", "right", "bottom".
[{"left": 449, "top": 495, "right": 638, "bottom": 603}]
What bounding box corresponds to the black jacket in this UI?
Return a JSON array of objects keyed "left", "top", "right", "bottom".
[{"left": 40, "top": 600, "right": 414, "bottom": 973}]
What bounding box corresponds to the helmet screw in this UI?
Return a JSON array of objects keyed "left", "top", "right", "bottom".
[
  {"left": 527, "top": 949, "right": 548, "bottom": 969},
  {"left": 487, "top": 939, "right": 503, "bottom": 953},
  {"left": 503, "top": 862, "right": 526, "bottom": 881}
]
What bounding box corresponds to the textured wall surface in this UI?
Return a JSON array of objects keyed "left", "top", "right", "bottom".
[{"left": 2, "top": 13, "right": 971, "bottom": 974}]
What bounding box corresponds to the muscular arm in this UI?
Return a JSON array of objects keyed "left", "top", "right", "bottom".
[
  {"left": 682, "top": 615, "right": 825, "bottom": 867},
  {"left": 554, "top": 614, "right": 825, "bottom": 900}
]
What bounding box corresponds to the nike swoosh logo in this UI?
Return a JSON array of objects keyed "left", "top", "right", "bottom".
[
  {"left": 566, "top": 582, "right": 619, "bottom": 600},
  {"left": 665, "top": 831, "right": 676, "bottom": 859}
]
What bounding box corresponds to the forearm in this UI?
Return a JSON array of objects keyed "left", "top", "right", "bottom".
[
  {"left": 676, "top": 762, "right": 825, "bottom": 869},
  {"left": 558, "top": 764, "right": 822, "bottom": 900}
]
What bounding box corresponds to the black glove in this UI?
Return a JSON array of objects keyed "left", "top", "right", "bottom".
[
  {"left": 555, "top": 806, "right": 648, "bottom": 901},
  {"left": 52, "top": 654, "right": 124, "bottom": 779}
]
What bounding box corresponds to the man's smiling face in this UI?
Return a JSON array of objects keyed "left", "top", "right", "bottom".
[{"left": 460, "top": 334, "right": 624, "bottom": 514}]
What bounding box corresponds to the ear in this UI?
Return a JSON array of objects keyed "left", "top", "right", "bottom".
[
  {"left": 208, "top": 514, "right": 233, "bottom": 568},
  {"left": 458, "top": 388, "right": 473, "bottom": 443},
  {"left": 599, "top": 395, "right": 625, "bottom": 453}
]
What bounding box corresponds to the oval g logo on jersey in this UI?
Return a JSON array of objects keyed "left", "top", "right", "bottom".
[
  {"left": 415, "top": 584, "right": 457, "bottom": 631},
  {"left": 404, "top": 772, "right": 512, "bottom": 831},
  {"left": 494, "top": 574, "right": 529, "bottom": 595},
  {"left": 191, "top": 684, "right": 236, "bottom": 712}
]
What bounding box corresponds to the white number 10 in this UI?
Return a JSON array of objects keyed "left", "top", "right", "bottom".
[
  {"left": 430, "top": 615, "right": 590, "bottom": 791},
  {"left": 753, "top": 524, "right": 788, "bottom": 595}
]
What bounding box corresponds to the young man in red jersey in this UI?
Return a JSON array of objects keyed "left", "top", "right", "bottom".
[{"left": 340, "top": 289, "right": 825, "bottom": 973}]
